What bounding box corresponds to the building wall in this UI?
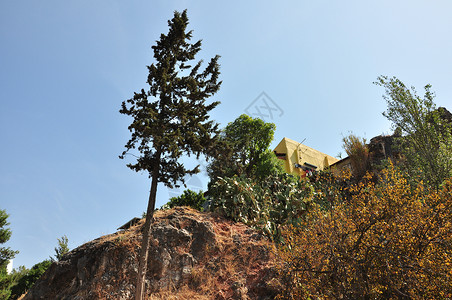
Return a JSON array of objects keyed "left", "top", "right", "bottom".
[
  {"left": 273, "top": 137, "right": 339, "bottom": 177},
  {"left": 6, "top": 259, "right": 13, "bottom": 274}
]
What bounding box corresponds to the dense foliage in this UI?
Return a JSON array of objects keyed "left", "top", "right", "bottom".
[
  {"left": 274, "top": 163, "right": 452, "bottom": 299},
  {"left": 309, "top": 168, "right": 352, "bottom": 210},
  {"left": 0, "top": 210, "right": 17, "bottom": 270},
  {"left": 0, "top": 210, "right": 55, "bottom": 299},
  {"left": 209, "top": 174, "right": 313, "bottom": 241},
  {"left": 120, "top": 10, "right": 221, "bottom": 189},
  {"left": 8, "top": 260, "right": 51, "bottom": 299},
  {"left": 163, "top": 189, "right": 206, "bottom": 211},
  {"left": 376, "top": 76, "right": 452, "bottom": 189},
  {"left": 0, "top": 267, "right": 24, "bottom": 300},
  {"left": 0, "top": 268, "right": 12, "bottom": 299},
  {"left": 0, "top": 233, "right": 63, "bottom": 299},
  {"left": 0, "top": 209, "right": 18, "bottom": 299},
  {"left": 207, "top": 114, "right": 284, "bottom": 183}
]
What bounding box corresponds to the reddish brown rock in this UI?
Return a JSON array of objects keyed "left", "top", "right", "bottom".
[{"left": 23, "top": 207, "right": 278, "bottom": 299}]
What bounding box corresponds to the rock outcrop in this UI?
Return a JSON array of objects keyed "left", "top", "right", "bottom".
[{"left": 24, "top": 207, "right": 278, "bottom": 299}]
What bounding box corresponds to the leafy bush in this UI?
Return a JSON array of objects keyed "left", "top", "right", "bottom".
[
  {"left": 9, "top": 260, "right": 51, "bottom": 299},
  {"left": 0, "top": 268, "right": 13, "bottom": 299},
  {"left": 274, "top": 163, "right": 452, "bottom": 299},
  {"left": 209, "top": 173, "right": 313, "bottom": 241},
  {"left": 163, "top": 189, "right": 206, "bottom": 211},
  {"left": 207, "top": 114, "right": 284, "bottom": 183},
  {"left": 309, "top": 168, "right": 352, "bottom": 210}
]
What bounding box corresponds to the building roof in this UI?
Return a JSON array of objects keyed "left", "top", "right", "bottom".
[{"left": 117, "top": 217, "right": 141, "bottom": 231}]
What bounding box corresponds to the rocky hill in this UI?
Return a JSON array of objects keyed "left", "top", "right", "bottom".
[{"left": 23, "top": 207, "right": 279, "bottom": 299}]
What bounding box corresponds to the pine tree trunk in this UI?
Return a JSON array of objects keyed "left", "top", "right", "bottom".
[{"left": 135, "top": 158, "right": 160, "bottom": 300}]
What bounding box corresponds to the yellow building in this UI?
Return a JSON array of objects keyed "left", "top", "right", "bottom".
[{"left": 273, "top": 137, "right": 339, "bottom": 177}]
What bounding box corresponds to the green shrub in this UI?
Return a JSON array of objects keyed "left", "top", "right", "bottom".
[
  {"left": 209, "top": 174, "right": 313, "bottom": 241},
  {"left": 163, "top": 189, "right": 206, "bottom": 211},
  {"left": 9, "top": 260, "right": 51, "bottom": 299}
]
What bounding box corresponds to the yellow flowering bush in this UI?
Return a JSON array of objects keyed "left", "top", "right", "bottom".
[{"left": 275, "top": 163, "right": 452, "bottom": 299}]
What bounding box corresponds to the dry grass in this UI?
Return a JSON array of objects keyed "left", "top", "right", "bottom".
[{"left": 148, "top": 286, "right": 211, "bottom": 300}]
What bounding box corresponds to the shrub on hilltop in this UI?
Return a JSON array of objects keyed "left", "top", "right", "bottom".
[{"left": 274, "top": 163, "right": 452, "bottom": 299}]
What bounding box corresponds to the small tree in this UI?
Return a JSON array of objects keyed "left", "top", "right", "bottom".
[
  {"left": 342, "top": 134, "right": 369, "bottom": 179},
  {"left": 51, "top": 235, "right": 69, "bottom": 262},
  {"left": 0, "top": 209, "right": 18, "bottom": 299},
  {"left": 0, "top": 209, "right": 17, "bottom": 270},
  {"left": 375, "top": 76, "right": 452, "bottom": 189},
  {"left": 207, "top": 114, "right": 284, "bottom": 183},
  {"left": 120, "top": 10, "right": 221, "bottom": 300}
]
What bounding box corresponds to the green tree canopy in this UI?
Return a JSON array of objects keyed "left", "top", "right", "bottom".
[
  {"left": 375, "top": 76, "right": 452, "bottom": 188},
  {"left": 9, "top": 260, "right": 51, "bottom": 300},
  {"left": 119, "top": 10, "right": 221, "bottom": 300},
  {"left": 207, "top": 114, "right": 283, "bottom": 183},
  {"left": 0, "top": 209, "right": 17, "bottom": 270}
]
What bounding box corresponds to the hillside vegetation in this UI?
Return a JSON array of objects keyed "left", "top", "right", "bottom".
[{"left": 275, "top": 164, "right": 452, "bottom": 299}]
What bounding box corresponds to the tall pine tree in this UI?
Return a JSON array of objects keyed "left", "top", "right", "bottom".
[{"left": 119, "top": 10, "right": 221, "bottom": 300}]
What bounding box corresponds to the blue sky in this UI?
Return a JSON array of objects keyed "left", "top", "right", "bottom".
[{"left": 1, "top": 1, "right": 451, "bottom": 269}]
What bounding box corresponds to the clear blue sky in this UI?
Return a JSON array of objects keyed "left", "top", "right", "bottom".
[{"left": 1, "top": 1, "right": 451, "bottom": 269}]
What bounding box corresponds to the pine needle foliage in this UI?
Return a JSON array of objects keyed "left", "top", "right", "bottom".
[
  {"left": 0, "top": 209, "right": 18, "bottom": 299},
  {"left": 51, "top": 235, "right": 69, "bottom": 262},
  {"left": 0, "top": 209, "right": 17, "bottom": 270}
]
